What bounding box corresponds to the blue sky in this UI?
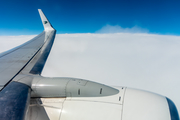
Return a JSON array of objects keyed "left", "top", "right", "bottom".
[{"left": 0, "top": 0, "right": 180, "bottom": 35}]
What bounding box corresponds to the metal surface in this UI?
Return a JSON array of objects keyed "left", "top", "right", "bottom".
[
  {"left": 0, "top": 32, "right": 45, "bottom": 89},
  {"left": 29, "top": 30, "right": 56, "bottom": 75},
  {"left": 20, "top": 10, "right": 56, "bottom": 76},
  {"left": 0, "top": 9, "right": 56, "bottom": 90},
  {"left": 38, "top": 9, "right": 54, "bottom": 31},
  {"left": 0, "top": 9, "right": 56, "bottom": 120},
  {"left": 122, "top": 88, "right": 171, "bottom": 120},
  {"left": 166, "top": 97, "right": 180, "bottom": 120},
  {"left": 60, "top": 100, "right": 122, "bottom": 120},
  {"left": 26, "top": 98, "right": 49, "bottom": 120},
  {"left": 0, "top": 81, "right": 30, "bottom": 120},
  {"left": 29, "top": 76, "right": 119, "bottom": 98}
]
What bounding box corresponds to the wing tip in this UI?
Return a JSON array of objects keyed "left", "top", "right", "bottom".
[{"left": 38, "top": 9, "right": 55, "bottom": 31}]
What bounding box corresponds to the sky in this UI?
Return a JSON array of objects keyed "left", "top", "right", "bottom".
[
  {"left": 1, "top": 0, "right": 180, "bottom": 114},
  {"left": 1, "top": 0, "right": 180, "bottom": 35}
]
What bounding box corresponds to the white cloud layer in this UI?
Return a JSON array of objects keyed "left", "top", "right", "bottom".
[
  {"left": 96, "top": 24, "right": 149, "bottom": 33},
  {"left": 0, "top": 35, "right": 36, "bottom": 53},
  {"left": 0, "top": 33, "right": 180, "bottom": 112}
]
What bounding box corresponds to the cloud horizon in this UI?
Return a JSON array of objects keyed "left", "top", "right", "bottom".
[
  {"left": 1, "top": 32, "right": 180, "bottom": 112},
  {"left": 96, "top": 24, "right": 149, "bottom": 33}
]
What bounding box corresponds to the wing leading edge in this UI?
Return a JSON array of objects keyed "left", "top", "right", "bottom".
[
  {"left": 0, "top": 9, "right": 56, "bottom": 90},
  {"left": 0, "top": 9, "right": 56, "bottom": 120}
]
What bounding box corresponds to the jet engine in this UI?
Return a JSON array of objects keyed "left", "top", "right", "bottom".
[{"left": 14, "top": 75, "right": 179, "bottom": 120}]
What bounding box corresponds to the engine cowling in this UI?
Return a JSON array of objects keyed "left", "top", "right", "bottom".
[{"left": 14, "top": 75, "right": 179, "bottom": 120}]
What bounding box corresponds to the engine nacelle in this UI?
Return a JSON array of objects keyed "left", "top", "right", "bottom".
[
  {"left": 122, "top": 88, "right": 179, "bottom": 120},
  {"left": 30, "top": 76, "right": 119, "bottom": 98},
  {"left": 14, "top": 75, "right": 179, "bottom": 120}
]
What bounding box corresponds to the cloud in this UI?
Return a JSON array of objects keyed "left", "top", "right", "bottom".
[
  {"left": 1, "top": 33, "right": 180, "bottom": 112},
  {"left": 0, "top": 35, "right": 35, "bottom": 53},
  {"left": 96, "top": 24, "right": 149, "bottom": 33}
]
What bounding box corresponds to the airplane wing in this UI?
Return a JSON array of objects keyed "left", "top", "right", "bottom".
[
  {"left": 0, "top": 9, "right": 56, "bottom": 120},
  {"left": 0, "top": 9, "right": 56, "bottom": 90},
  {"left": 0, "top": 9, "right": 179, "bottom": 120}
]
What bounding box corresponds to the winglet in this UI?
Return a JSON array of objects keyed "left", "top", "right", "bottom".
[{"left": 38, "top": 9, "right": 54, "bottom": 31}]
